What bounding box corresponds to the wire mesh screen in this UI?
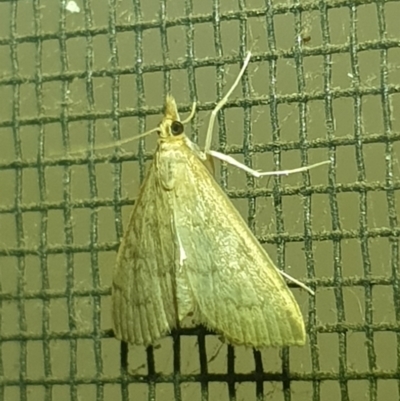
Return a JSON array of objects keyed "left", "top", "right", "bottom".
[{"left": 0, "top": 0, "right": 399, "bottom": 400}]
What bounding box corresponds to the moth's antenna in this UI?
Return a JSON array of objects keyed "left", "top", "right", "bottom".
[
  {"left": 181, "top": 102, "right": 197, "bottom": 125},
  {"left": 90, "top": 127, "right": 159, "bottom": 152},
  {"left": 65, "top": 126, "right": 159, "bottom": 156},
  {"left": 70, "top": 103, "right": 196, "bottom": 156}
]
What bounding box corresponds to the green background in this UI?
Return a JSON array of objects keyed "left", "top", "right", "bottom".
[{"left": 0, "top": 0, "right": 399, "bottom": 400}]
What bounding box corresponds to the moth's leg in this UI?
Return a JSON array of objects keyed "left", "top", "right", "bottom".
[
  {"left": 208, "top": 150, "right": 331, "bottom": 178},
  {"left": 279, "top": 270, "right": 315, "bottom": 295},
  {"left": 204, "top": 52, "right": 252, "bottom": 154}
]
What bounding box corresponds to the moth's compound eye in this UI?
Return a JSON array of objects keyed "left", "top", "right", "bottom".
[{"left": 171, "top": 121, "right": 184, "bottom": 136}]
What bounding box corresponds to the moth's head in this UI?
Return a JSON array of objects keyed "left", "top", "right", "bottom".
[{"left": 158, "top": 95, "right": 185, "bottom": 139}]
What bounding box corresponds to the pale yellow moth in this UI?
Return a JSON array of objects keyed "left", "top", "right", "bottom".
[{"left": 112, "top": 52, "right": 329, "bottom": 348}]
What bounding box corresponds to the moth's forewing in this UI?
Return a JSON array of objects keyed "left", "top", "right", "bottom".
[{"left": 170, "top": 145, "right": 306, "bottom": 348}]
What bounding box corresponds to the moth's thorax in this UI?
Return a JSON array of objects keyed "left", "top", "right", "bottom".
[
  {"left": 157, "top": 133, "right": 188, "bottom": 152},
  {"left": 154, "top": 133, "right": 191, "bottom": 191}
]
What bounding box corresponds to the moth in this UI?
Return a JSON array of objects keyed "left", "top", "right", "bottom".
[{"left": 112, "top": 52, "right": 329, "bottom": 348}]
